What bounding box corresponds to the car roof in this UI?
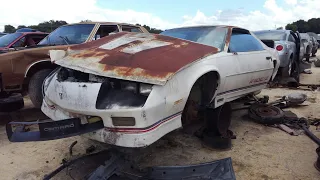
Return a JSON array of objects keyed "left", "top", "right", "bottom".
[
  {"left": 253, "top": 30, "right": 289, "bottom": 33},
  {"left": 60, "top": 21, "right": 143, "bottom": 27},
  {"left": 163, "top": 25, "right": 241, "bottom": 31},
  {"left": 20, "top": 32, "right": 49, "bottom": 35}
]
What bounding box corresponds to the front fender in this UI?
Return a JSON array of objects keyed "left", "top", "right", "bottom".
[{"left": 163, "top": 61, "right": 222, "bottom": 110}]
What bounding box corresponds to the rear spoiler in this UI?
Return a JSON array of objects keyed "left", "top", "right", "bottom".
[{"left": 261, "top": 40, "right": 275, "bottom": 49}]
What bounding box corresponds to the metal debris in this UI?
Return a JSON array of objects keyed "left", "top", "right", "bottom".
[{"left": 302, "top": 69, "right": 312, "bottom": 74}]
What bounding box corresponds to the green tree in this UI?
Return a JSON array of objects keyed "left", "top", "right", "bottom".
[
  {"left": 17, "top": 25, "right": 27, "bottom": 29},
  {"left": 286, "top": 24, "right": 297, "bottom": 32},
  {"left": 307, "top": 18, "right": 320, "bottom": 34},
  {"left": 36, "top": 20, "right": 68, "bottom": 32},
  {"left": 4, "top": 25, "right": 16, "bottom": 33}
]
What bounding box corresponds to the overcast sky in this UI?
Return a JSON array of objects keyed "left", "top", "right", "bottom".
[{"left": 1, "top": 0, "right": 320, "bottom": 32}]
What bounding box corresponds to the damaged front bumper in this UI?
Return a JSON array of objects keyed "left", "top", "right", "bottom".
[{"left": 6, "top": 118, "right": 104, "bottom": 142}]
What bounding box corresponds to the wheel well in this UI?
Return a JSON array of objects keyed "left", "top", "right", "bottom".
[
  {"left": 25, "top": 61, "right": 57, "bottom": 78},
  {"left": 23, "top": 61, "right": 57, "bottom": 90},
  {"left": 181, "top": 71, "right": 219, "bottom": 127}
]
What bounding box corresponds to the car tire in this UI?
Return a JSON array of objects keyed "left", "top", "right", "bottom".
[
  {"left": 290, "top": 59, "right": 300, "bottom": 83},
  {"left": 281, "top": 56, "right": 293, "bottom": 77},
  {"left": 0, "top": 93, "right": 24, "bottom": 112},
  {"left": 28, "top": 69, "right": 52, "bottom": 108}
]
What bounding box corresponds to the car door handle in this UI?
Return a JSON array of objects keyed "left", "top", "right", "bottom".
[{"left": 266, "top": 56, "right": 272, "bottom": 60}]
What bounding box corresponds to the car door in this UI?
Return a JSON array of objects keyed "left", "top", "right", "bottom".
[{"left": 228, "top": 29, "right": 274, "bottom": 90}]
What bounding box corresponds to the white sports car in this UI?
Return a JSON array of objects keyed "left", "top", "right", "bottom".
[{"left": 7, "top": 25, "right": 279, "bottom": 147}]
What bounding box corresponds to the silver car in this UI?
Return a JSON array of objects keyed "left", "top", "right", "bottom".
[
  {"left": 254, "top": 30, "right": 302, "bottom": 77},
  {"left": 300, "top": 33, "right": 313, "bottom": 61}
]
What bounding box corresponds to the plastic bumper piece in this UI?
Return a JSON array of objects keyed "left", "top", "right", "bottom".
[{"left": 6, "top": 118, "right": 104, "bottom": 142}]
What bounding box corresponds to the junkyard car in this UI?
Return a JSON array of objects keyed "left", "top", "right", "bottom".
[
  {"left": 0, "top": 22, "right": 148, "bottom": 111},
  {"left": 254, "top": 30, "right": 302, "bottom": 78},
  {"left": 7, "top": 26, "right": 280, "bottom": 147},
  {"left": 307, "top": 32, "right": 319, "bottom": 55},
  {"left": 300, "top": 33, "right": 313, "bottom": 61},
  {"left": 0, "top": 32, "right": 48, "bottom": 53}
]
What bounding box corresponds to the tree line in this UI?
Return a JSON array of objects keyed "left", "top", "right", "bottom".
[
  {"left": 286, "top": 18, "right": 320, "bottom": 33},
  {"left": 3, "top": 20, "right": 163, "bottom": 34}
]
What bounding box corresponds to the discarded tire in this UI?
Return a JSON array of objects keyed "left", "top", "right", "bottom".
[
  {"left": 0, "top": 93, "right": 24, "bottom": 112},
  {"left": 205, "top": 102, "right": 232, "bottom": 136},
  {"left": 248, "top": 104, "right": 284, "bottom": 125}
]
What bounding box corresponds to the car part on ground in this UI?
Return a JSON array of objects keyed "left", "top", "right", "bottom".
[
  {"left": 314, "top": 57, "right": 320, "bottom": 67},
  {"left": 6, "top": 118, "right": 104, "bottom": 142},
  {"left": 0, "top": 22, "right": 148, "bottom": 110},
  {"left": 249, "top": 104, "right": 284, "bottom": 125},
  {"left": 44, "top": 148, "right": 236, "bottom": 180},
  {"left": 0, "top": 93, "right": 24, "bottom": 112},
  {"left": 202, "top": 103, "right": 236, "bottom": 150}
]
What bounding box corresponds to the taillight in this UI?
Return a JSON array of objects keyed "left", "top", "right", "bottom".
[{"left": 276, "top": 45, "right": 283, "bottom": 51}]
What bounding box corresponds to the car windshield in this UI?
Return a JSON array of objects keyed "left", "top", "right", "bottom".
[
  {"left": 38, "top": 24, "right": 95, "bottom": 45},
  {"left": 0, "top": 33, "right": 22, "bottom": 47},
  {"left": 160, "top": 27, "right": 227, "bottom": 50},
  {"left": 254, "top": 31, "right": 286, "bottom": 41}
]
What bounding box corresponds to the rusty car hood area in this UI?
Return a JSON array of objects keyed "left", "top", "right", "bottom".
[{"left": 50, "top": 32, "right": 219, "bottom": 85}]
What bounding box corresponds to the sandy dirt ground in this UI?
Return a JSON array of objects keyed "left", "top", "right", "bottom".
[{"left": 0, "top": 58, "right": 319, "bottom": 180}]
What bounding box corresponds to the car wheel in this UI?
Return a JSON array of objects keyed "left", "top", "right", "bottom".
[
  {"left": 28, "top": 69, "right": 52, "bottom": 108},
  {"left": 281, "top": 56, "right": 293, "bottom": 77},
  {"left": 0, "top": 93, "right": 24, "bottom": 112},
  {"left": 290, "top": 60, "right": 300, "bottom": 83},
  {"left": 182, "top": 73, "right": 218, "bottom": 129}
]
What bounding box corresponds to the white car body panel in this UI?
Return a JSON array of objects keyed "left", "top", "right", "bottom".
[{"left": 41, "top": 26, "right": 279, "bottom": 147}]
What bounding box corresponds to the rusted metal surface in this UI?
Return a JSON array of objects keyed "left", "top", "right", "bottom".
[
  {"left": 0, "top": 45, "right": 70, "bottom": 89},
  {"left": 0, "top": 22, "right": 148, "bottom": 92},
  {"left": 53, "top": 32, "right": 220, "bottom": 85}
]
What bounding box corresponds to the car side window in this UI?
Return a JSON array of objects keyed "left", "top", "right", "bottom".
[
  {"left": 288, "top": 34, "right": 295, "bottom": 42},
  {"left": 121, "top": 26, "right": 142, "bottom": 32},
  {"left": 229, "top": 32, "right": 264, "bottom": 52},
  {"left": 11, "top": 37, "right": 26, "bottom": 48},
  {"left": 94, "top": 25, "right": 119, "bottom": 40}
]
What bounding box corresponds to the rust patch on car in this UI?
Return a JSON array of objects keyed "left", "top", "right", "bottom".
[{"left": 54, "top": 32, "right": 220, "bottom": 84}]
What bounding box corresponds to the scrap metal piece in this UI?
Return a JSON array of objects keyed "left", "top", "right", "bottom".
[
  {"left": 6, "top": 118, "right": 104, "bottom": 142},
  {"left": 88, "top": 156, "right": 236, "bottom": 180},
  {"left": 286, "top": 93, "right": 307, "bottom": 105},
  {"left": 276, "top": 124, "right": 298, "bottom": 136}
]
